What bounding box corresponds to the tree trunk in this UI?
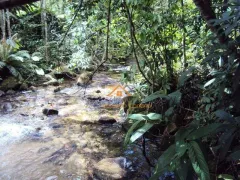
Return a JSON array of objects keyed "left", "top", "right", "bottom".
[
  {"left": 0, "top": 10, "right": 6, "bottom": 40},
  {"left": 41, "top": 0, "right": 49, "bottom": 62},
  {"left": 6, "top": 9, "right": 11, "bottom": 38},
  {"left": 193, "top": 0, "right": 228, "bottom": 44},
  {"left": 181, "top": 0, "right": 187, "bottom": 69}
]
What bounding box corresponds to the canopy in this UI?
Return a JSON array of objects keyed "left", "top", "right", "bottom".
[{"left": 0, "top": 0, "right": 39, "bottom": 9}]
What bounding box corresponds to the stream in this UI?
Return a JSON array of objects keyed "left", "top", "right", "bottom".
[{"left": 0, "top": 67, "right": 161, "bottom": 180}]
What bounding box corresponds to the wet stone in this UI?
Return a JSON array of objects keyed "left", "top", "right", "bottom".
[
  {"left": 54, "top": 87, "right": 61, "bottom": 93},
  {"left": 50, "top": 123, "right": 63, "bottom": 129},
  {"left": 1, "top": 102, "right": 13, "bottom": 112},
  {"left": 6, "top": 90, "right": 15, "bottom": 95},
  {"left": 19, "top": 83, "right": 28, "bottom": 91},
  {"left": 38, "top": 147, "right": 50, "bottom": 153},
  {"left": 0, "top": 90, "right": 5, "bottom": 97},
  {"left": 44, "top": 142, "right": 77, "bottom": 165},
  {"left": 98, "top": 116, "right": 117, "bottom": 124},
  {"left": 87, "top": 96, "right": 105, "bottom": 101},
  {"left": 45, "top": 175, "right": 58, "bottom": 180},
  {"left": 94, "top": 157, "right": 128, "bottom": 179},
  {"left": 42, "top": 108, "right": 59, "bottom": 116},
  {"left": 57, "top": 98, "right": 68, "bottom": 105}
]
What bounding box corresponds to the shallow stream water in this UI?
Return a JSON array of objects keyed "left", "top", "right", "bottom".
[{"left": 0, "top": 69, "right": 160, "bottom": 180}]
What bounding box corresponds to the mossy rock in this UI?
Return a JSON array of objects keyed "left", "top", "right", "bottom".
[{"left": 0, "top": 76, "right": 20, "bottom": 91}]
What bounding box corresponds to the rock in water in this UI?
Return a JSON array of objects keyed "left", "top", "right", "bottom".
[
  {"left": 96, "top": 90, "right": 101, "bottom": 93},
  {"left": 45, "top": 175, "right": 58, "bottom": 180},
  {"left": 6, "top": 90, "right": 15, "bottom": 95},
  {"left": 1, "top": 102, "right": 13, "bottom": 112},
  {"left": 94, "top": 157, "right": 127, "bottom": 179},
  {"left": 98, "top": 116, "right": 117, "bottom": 124},
  {"left": 0, "top": 76, "right": 19, "bottom": 91},
  {"left": 77, "top": 72, "right": 92, "bottom": 86},
  {"left": 44, "top": 142, "right": 77, "bottom": 165},
  {"left": 19, "top": 83, "right": 28, "bottom": 91},
  {"left": 42, "top": 108, "right": 59, "bottom": 116},
  {"left": 0, "top": 90, "right": 5, "bottom": 97}
]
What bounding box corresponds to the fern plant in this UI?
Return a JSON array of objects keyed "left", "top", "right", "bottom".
[{"left": 0, "top": 35, "right": 44, "bottom": 80}]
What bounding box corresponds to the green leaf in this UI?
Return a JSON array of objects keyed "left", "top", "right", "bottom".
[
  {"left": 204, "top": 78, "right": 216, "bottom": 88},
  {"left": 128, "top": 114, "right": 148, "bottom": 121},
  {"left": 178, "top": 66, "right": 195, "bottom": 87},
  {"left": 150, "top": 145, "right": 176, "bottom": 180},
  {"left": 146, "top": 113, "right": 162, "bottom": 120},
  {"left": 124, "top": 120, "right": 144, "bottom": 146},
  {"left": 168, "top": 90, "right": 182, "bottom": 105},
  {"left": 35, "top": 68, "right": 45, "bottom": 75},
  {"left": 130, "top": 123, "right": 153, "bottom": 143},
  {"left": 0, "top": 61, "right": 6, "bottom": 69},
  {"left": 187, "top": 123, "right": 223, "bottom": 140},
  {"left": 218, "top": 174, "right": 234, "bottom": 180},
  {"left": 188, "top": 141, "right": 210, "bottom": 180},
  {"left": 219, "top": 128, "right": 236, "bottom": 161},
  {"left": 175, "top": 159, "right": 191, "bottom": 180},
  {"left": 32, "top": 56, "right": 41, "bottom": 61},
  {"left": 128, "top": 113, "right": 162, "bottom": 121},
  {"left": 165, "top": 107, "right": 174, "bottom": 117},
  {"left": 228, "top": 150, "right": 240, "bottom": 161},
  {"left": 176, "top": 128, "right": 194, "bottom": 157},
  {"left": 142, "top": 91, "right": 166, "bottom": 103}
]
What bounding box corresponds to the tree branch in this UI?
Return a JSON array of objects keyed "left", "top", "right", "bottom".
[{"left": 123, "top": 1, "right": 155, "bottom": 87}]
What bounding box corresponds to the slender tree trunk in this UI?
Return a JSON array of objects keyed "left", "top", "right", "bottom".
[
  {"left": 6, "top": 9, "right": 11, "bottom": 39},
  {"left": 105, "top": 0, "right": 111, "bottom": 61},
  {"left": 181, "top": 0, "right": 187, "bottom": 69},
  {"left": 41, "top": 0, "right": 49, "bottom": 62},
  {"left": 0, "top": 10, "right": 6, "bottom": 40}
]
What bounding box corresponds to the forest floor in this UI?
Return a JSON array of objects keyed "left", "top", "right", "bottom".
[{"left": 0, "top": 67, "right": 160, "bottom": 180}]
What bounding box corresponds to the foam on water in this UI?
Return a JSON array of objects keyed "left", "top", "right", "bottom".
[{"left": 0, "top": 123, "right": 34, "bottom": 146}]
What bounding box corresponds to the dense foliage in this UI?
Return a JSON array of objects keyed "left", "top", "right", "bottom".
[{"left": 1, "top": 0, "right": 240, "bottom": 179}]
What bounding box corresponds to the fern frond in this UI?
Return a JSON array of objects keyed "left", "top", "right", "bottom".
[
  {"left": 6, "top": 65, "right": 23, "bottom": 80},
  {"left": 15, "top": 50, "right": 31, "bottom": 59},
  {"left": 0, "top": 61, "right": 6, "bottom": 69},
  {"left": 188, "top": 141, "right": 210, "bottom": 180}
]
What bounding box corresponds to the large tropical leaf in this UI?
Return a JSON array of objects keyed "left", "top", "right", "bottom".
[
  {"left": 124, "top": 120, "right": 145, "bottom": 146},
  {"left": 188, "top": 141, "right": 210, "bottom": 180},
  {"left": 150, "top": 145, "right": 176, "bottom": 180},
  {"left": 128, "top": 113, "right": 162, "bottom": 121},
  {"left": 142, "top": 91, "right": 166, "bottom": 103},
  {"left": 178, "top": 66, "right": 196, "bottom": 87},
  {"left": 0, "top": 61, "right": 6, "bottom": 69},
  {"left": 219, "top": 128, "right": 236, "bottom": 161},
  {"left": 129, "top": 123, "right": 153, "bottom": 143},
  {"left": 228, "top": 150, "right": 240, "bottom": 161},
  {"left": 187, "top": 123, "right": 223, "bottom": 140}
]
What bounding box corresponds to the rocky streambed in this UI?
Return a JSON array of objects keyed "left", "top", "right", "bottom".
[{"left": 0, "top": 70, "right": 161, "bottom": 180}]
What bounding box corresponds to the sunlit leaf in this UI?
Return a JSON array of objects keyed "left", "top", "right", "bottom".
[
  {"left": 204, "top": 78, "right": 216, "bottom": 88},
  {"left": 130, "top": 123, "right": 153, "bottom": 143}
]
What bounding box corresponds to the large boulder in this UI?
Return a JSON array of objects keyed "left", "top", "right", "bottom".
[
  {"left": 77, "top": 72, "right": 92, "bottom": 86},
  {"left": 94, "top": 157, "right": 127, "bottom": 179},
  {"left": 0, "top": 76, "right": 19, "bottom": 91}
]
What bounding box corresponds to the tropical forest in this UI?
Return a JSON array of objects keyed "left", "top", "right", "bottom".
[{"left": 0, "top": 0, "right": 240, "bottom": 179}]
